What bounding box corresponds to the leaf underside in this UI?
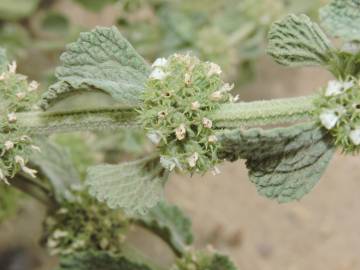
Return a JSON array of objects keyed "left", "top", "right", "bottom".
[
  {"left": 86, "top": 156, "right": 169, "bottom": 216},
  {"left": 136, "top": 201, "right": 193, "bottom": 255},
  {"left": 57, "top": 251, "right": 152, "bottom": 270},
  {"left": 218, "top": 123, "right": 335, "bottom": 203},
  {"left": 267, "top": 14, "right": 333, "bottom": 67},
  {"left": 320, "top": 0, "right": 360, "bottom": 42},
  {"left": 40, "top": 26, "right": 150, "bottom": 109}
]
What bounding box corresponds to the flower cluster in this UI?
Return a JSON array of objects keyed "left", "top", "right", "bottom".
[
  {"left": 315, "top": 78, "right": 360, "bottom": 153},
  {"left": 43, "top": 189, "right": 129, "bottom": 256},
  {"left": 139, "top": 54, "right": 236, "bottom": 174},
  {"left": 171, "top": 248, "right": 237, "bottom": 270},
  {"left": 0, "top": 61, "right": 40, "bottom": 183}
]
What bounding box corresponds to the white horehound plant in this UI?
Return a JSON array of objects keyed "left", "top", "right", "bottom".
[{"left": 1, "top": 1, "right": 360, "bottom": 269}]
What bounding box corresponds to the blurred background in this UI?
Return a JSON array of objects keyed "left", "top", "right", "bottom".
[{"left": 1, "top": 0, "right": 360, "bottom": 270}]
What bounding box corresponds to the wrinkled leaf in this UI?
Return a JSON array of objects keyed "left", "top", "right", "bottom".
[
  {"left": 267, "top": 14, "right": 333, "bottom": 67},
  {"left": 136, "top": 201, "right": 193, "bottom": 255},
  {"left": 86, "top": 156, "right": 169, "bottom": 216},
  {"left": 42, "top": 26, "right": 150, "bottom": 109},
  {"left": 57, "top": 251, "right": 153, "bottom": 270},
  {"left": 31, "top": 138, "right": 81, "bottom": 202},
  {"left": 0, "top": 0, "right": 40, "bottom": 21},
  {"left": 320, "top": 0, "right": 360, "bottom": 42},
  {"left": 218, "top": 123, "right": 335, "bottom": 202}
]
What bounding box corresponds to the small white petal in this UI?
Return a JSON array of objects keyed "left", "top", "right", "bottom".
[
  {"left": 202, "top": 117, "right": 213, "bottom": 129},
  {"left": 7, "top": 112, "right": 17, "bottom": 123},
  {"left": 207, "top": 62, "right": 222, "bottom": 76},
  {"left": 15, "top": 155, "right": 25, "bottom": 167},
  {"left": 4, "top": 141, "right": 14, "bottom": 150},
  {"left": 191, "top": 101, "right": 200, "bottom": 110},
  {"left": 22, "top": 166, "right": 37, "bottom": 178},
  {"left": 149, "top": 68, "right": 167, "bottom": 80},
  {"left": 187, "top": 152, "right": 199, "bottom": 168},
  {"left": 31, "top": 145, "right": 41, "bottom": 152},
  {"left": 147, "top": 131, "right": 162, "bottom": 145},
  {"left": 208, "top": 135, "right": 218, "bottom": 143},
  {"left": 210, "top": 91, "right": 223, "bottom": 101},
  {"left": 152, "top": 58, "right": 168, "bottom": 68},
  {"left": 320, "top": 110, "right": 339, "bottom": 130},
  {"left": 16, "top": 92, "right": 26, "bottom": 100},
  {"left": 349, "top": 129, "right": 360, "bottom": 145},
  {"left": 175, "top": 124, "right": 186, "bottom": 140},
  {"left": 325, "top": 80, "right": 353, "bottom": 96},
  {"left": 28, "top": 80, "right": 39, "bottom": 92}
]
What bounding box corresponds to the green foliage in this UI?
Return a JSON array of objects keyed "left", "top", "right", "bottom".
[
  {"left": 30, "top": 138, "right": 82, "bottom": 202},
  {"left": 139, "top": 54, "right": 234, "bottom": 174},
  {"left": 57, "top": 251, "right": 152, "bottom": 270},
  {"left": 73, "top": 0, "right": 118, "bottom": 12},
  {"left": 43, "top": 189, "right": 129, "bottom": 256},
  {"left": 41, "top": 26, "right": 150, "bottom": 109},
  {"left": 0, "top": 0, "right": 40, "bottom": 21},
  {"left": 171, "top": 250, "right": 238, "bottom": 270},
  {"left": 86, "top": 155, "right": 169, "bottom": 215},
  {"left": 218, "top": 123, "right": 335, "bottom": 202},
  {"left": 314, "top": 79, "right": 360, "bottom": 154},
  {"left": 320, "top": 0, "right": 360, "bottom": 41},
  {"left": 267, "top": 14, "right": 333, "bottom": 67},
  {"left": 136, "top": 201, "right": 193, "bottom": 255}
]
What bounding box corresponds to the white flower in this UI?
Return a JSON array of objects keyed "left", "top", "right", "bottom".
[
  {"left": 4, "top": 141, "right": 14, "bottom": 150},
  {"left": 16, "top": 92, "right": 26, "bottom": 100},
  {"left": 20, "top": 135, "right": 31, "bottom": 142},
  {"left": 152, "top": 58, "right": 168, "bottom": 68},
  {"left": 160, "top": 156, "right": 181, "bottom": 171},
  {"left": 202, "top": 117, "right": 213, "bottom": 128},
  {"left": 319, "top": 109, "right": 339, "bottom": 130},
  {"left": 207, "top": 62, "right": 222, "bottom": 76},
  {"left": 157, "top": 111, "right": 167, "bottom": 119},
  {"left": 184, "top": 73, "right": 191, "bottom": 85},
  {"left": 208, "top": 135, "right": 217, "bottom": 143},
  {"left": 349, "top": 128, "right": 360, "bottom": 145},
  {"left": 325, "top": 80, "right": 354, "bottom": 96},
  {"left": 230, "top": 94, "right": 239, "bottom": 103},
  {"left": 175, "top": 124, "right": 186, "bottom": 140},
  {"left": 210, "top": 91, "right": 223, "bottom": 101},
  {"left": 28, "top": 80, "right": 39, "bottom": 92},
  {"left": 53, "top": 230, "right": 69, "bottom": 239},
  {"left": 191, "top": 101, "right": 200, "bottom": 110},
  {"left": 7, "top": 112, "right": 17, "bottom": 123},
  {"left": 8, "top": 61, "right": 17, "bottom": 74},
  {"left": 149, "top": 68, "right": 168, "bottom": 80},
  {"left": 31, "top": 145, "right": 41, "bottom": 152},
  {"left": 22, "top": 166, "right": 37, "bottom": 178},
  {"left": 187, "top": 152, "right": 199, "bottom": 168},
  {"left": 15, "top": 155, "right": 25, "bottom": 167}
]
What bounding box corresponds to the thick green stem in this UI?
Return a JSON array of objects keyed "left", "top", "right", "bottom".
[
  {"left": 211, "top": 95, "right": 316, "bottom": 128},
  {"left": 14, "top": 96, "right": 316, "bottom": 134},
  {"left": 16, "top": 105, "right": 139, "bottom": 134}
]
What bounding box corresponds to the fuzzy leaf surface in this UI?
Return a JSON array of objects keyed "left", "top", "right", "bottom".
[
  {"left": 42, "top": 26, "right": 150, "bottom": 109},
  {"left": 267, "top": 14, "right": 333, "bottom": 67},
  {"left": 320, "top": 0, "right": 360, "bottom": 41},
  {"left": 57, "top": 251, "right": 152, "bottom": 270},
  {"left": 31, "top": 138, "right": 81, "bottom": 202},
  {"left": 136, "top": 201, "right": 193, "bottom": 255},
  {"left": 86, "top": 156, "right": 169, "bottom": 216},
  {"left": 218, "top": 123, "right": 335, "bottom": 202}
]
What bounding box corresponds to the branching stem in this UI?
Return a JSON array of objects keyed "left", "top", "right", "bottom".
[{"left": 15, "top": 95, "right": 316, "bottom": 134}]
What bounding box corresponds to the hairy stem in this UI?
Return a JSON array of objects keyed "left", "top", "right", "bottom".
[
  {"left": 14, "top": 96, "right": 316, "bottom": 134},
  {"left": 16, "top": 106, "right": 139, "bottom": 134},
  {"left": 211, "top": 95, "right": 316, "bottom": 128}
]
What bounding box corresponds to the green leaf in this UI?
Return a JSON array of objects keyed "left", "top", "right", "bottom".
[
  {"left": 320, "top": 0, "right": 360, "bottom": 42},
  {"left": 0, "top": 0, "right": 40, "bottom": 21},
  {"left": 57, "top": 251, "right": 153, "bottom": 270},
  {"left": 267, "top": 14, "right": 333, "bottom": 67},
  {"left": 136, "top": 201, "right": 193, "bottom": 255},
  {"left": 72, "top": 0, "right": 118, "bottom": 12},
  {"left": 30, "top": 138, "right": 81, "bottom": 202},
  {"left": 86, "top": 155, "right": 169, "bottom": 216},
  {"left": 218, "top": 123, "right": 335, "bottom": 203},
  {"left": 46, "top": 26, "right": 150, "bottom": 109}
]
